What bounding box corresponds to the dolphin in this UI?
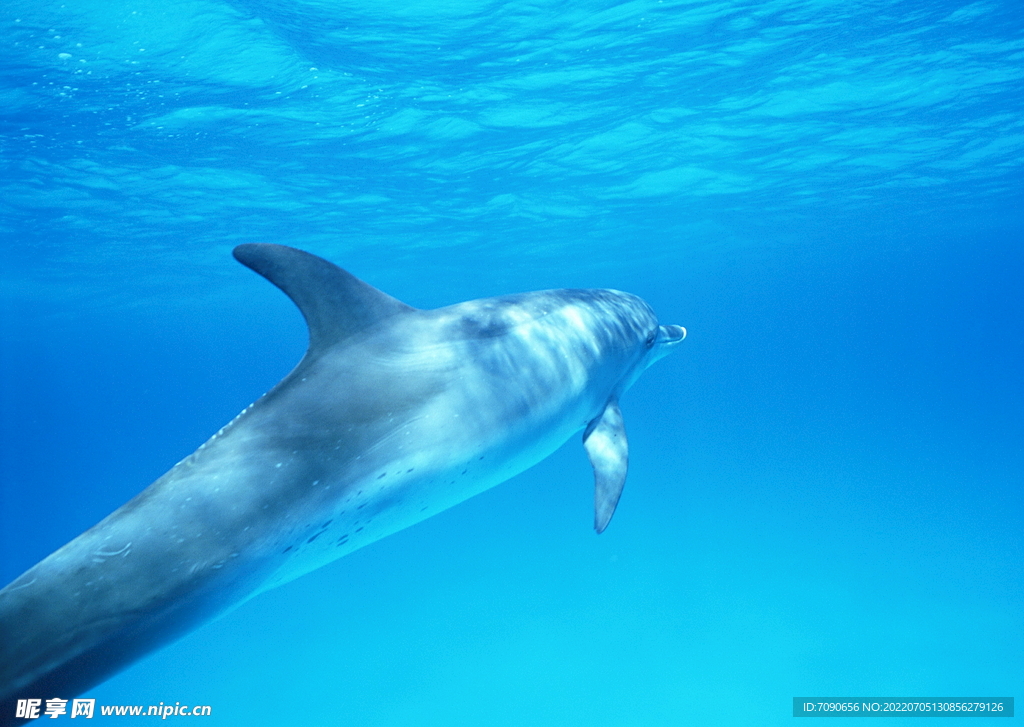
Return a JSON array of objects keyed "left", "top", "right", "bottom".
[{"left": 0, "top": 244, "right": 685, "bottom": 723}]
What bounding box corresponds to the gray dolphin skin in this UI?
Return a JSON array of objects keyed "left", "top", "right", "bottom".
[{"left": 0, "top": 244, "right": 685, "bottom": 723}]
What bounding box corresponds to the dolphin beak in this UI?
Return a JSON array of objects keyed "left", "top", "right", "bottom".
[
  {"left": 645, "top": 324, "right": 686, "bottom": 366},
  {"left": 660, "top": 324, "right": 686, "bottom": 344}
]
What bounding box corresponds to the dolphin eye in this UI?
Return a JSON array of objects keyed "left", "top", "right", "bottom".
[{"left": 645, "top": 331, "right": 657, "bottom": 348}]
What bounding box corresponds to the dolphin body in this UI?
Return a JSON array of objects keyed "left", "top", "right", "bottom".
[{"left": 0, "top": 244, "right": 685, "bottom": 722}]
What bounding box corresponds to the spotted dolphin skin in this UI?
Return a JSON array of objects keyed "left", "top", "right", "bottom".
[{"left": 0, "top": 244, "right": 685, "bottom": 723}]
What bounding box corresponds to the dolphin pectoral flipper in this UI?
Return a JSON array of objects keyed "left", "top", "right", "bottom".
[
  {"left": 233, "top": 243, "right": 415, "bottom": 353},
  {"left": 583, "top": 398, "right": 628, "bottom": 534}
]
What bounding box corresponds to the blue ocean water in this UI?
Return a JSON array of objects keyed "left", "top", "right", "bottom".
[{"left": 1, "top": 0, "right": 1021, "bottom": 724}]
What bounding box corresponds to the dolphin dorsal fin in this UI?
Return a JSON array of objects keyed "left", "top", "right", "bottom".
[{"left": 233, "top": 243, "right": 415, "bottom": 354}]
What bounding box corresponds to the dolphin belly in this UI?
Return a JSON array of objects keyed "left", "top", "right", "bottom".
[{"left": 258, "top": 387, "right": 598, "bottom": 593}]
